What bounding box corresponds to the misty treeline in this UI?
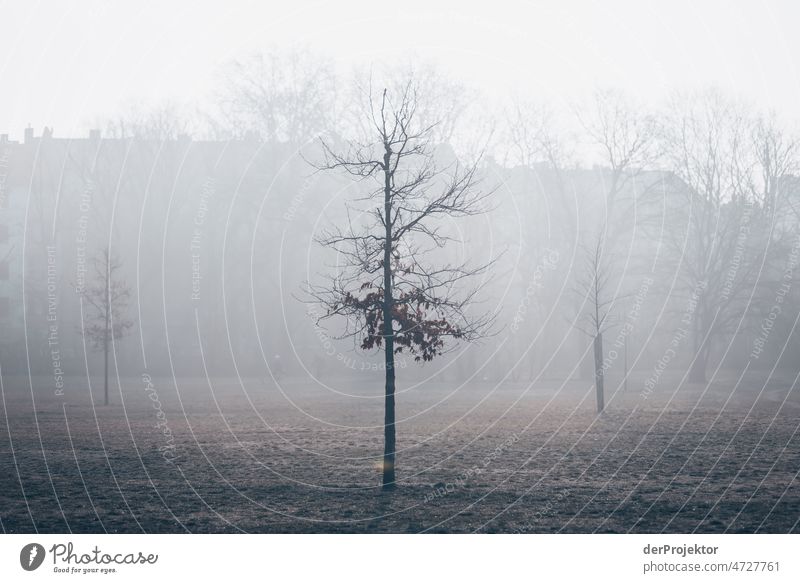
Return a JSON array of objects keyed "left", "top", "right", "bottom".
[{"left": 3, "top": 47, "right": 800, "bottom": 403}]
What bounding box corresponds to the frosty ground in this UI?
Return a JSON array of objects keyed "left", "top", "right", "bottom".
[{"left": 1, "top": 373, "right": 798, "bottom": 533}]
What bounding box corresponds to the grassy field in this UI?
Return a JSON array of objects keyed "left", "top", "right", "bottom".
[{"left": 1, "top": 373, "right": 799, "bottom": 533}]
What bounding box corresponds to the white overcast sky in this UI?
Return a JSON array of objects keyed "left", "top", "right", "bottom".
[{"left": 1, "top": 0, "right": 798, "bottom": 139}]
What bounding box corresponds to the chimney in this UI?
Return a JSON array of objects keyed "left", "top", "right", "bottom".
[{"left": 24, "top": 127, "right": 34, "bottom": 144}]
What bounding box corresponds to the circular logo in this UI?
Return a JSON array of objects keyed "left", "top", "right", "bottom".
[{"left": 20, "top": 543, "right": 46, "bottom": 571}]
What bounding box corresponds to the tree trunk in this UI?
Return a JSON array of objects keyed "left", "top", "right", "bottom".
[
  {"left": 103, "top": 334, "right": 109, "bottom": 406},
  {"left": 382, "top": 147, "right": 396, "bottom": 491},
  {"left": 104, "top": 268, "right": 110, "bottom": 406},
  {"left": 383, "top": 329, "right": 396, "bottom": 490},
  {"left": 593, "top": 332, "right": 604, "bottom": 414}
]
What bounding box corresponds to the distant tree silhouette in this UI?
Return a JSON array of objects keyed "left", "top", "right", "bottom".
[
  {"left": 656, "top": 91, "right": 792, "bottom": 382},
  {"left": 574, "top": 234, "right": 619, "bottom": 414},
  {"left": 81, "top": 247, "right": 133, "bottom": 406},
  {"left": 218, "top": 48, "right": 338, "bottom": 143}
]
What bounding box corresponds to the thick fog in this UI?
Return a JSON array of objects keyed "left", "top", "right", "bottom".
[
  {"left": 1, "top": 50, "right": 799, "bottom": 396},
  {"left": 4, "top": 2, "right": 800, "bottom": 538}
]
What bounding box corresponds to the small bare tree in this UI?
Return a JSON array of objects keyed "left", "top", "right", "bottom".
[
  {"left": 81, "top": 247, "right": 133, "bottom": 406},
  {"left": 574, "top": 234, "right": 618, "bottom": 414},
  {"left": 308, "top": 81, "right": 495, "bottom": 490}
]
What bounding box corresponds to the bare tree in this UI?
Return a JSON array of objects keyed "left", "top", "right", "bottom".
[
  {"left": 100, "top": 104, "right": 191, "bottom": 141},
  {"left": 573, "top": 234, "right": 617, "bottom": 413},
  {"left": 749, "top": 113, "right": 800, "bottom": 219},
  {"left": 218, "top": 47, "right": 338, "bottom": 143},
  {"left": 506, "top": 98, "right": 576, "bottom": 236},
  {"left": 81, "top": 248, "right": 133, "bottom": 406},
  {"left": 576, "top": 89, "right": 657, "bottom": 234},
  {"left": 656, "top": 91, "right": 777, "bottom": 382},
  {"left": 350, "top": 63, "right": 478, "bottom": 146},
  {"left": 307, "top": 81, "right": 495, "bottom": 490}
]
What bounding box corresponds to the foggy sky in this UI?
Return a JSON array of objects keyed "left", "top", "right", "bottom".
[{"left": 1, "top": 0, "right": 799, "bottom": 139}]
